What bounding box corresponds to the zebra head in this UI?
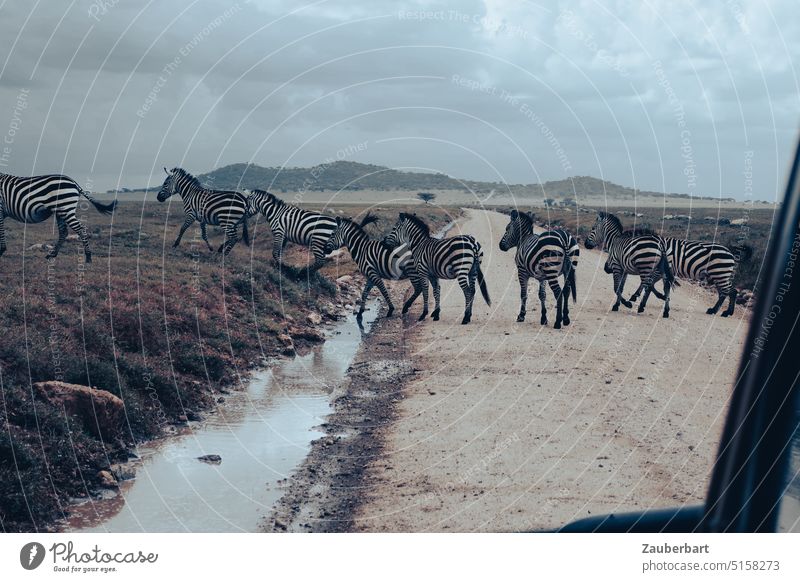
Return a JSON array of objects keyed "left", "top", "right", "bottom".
[
  {"left": 384, "top": 213, "right": 427, "bottom": 248},
  {"left": 584, "top": 212, "right": 622, "bottom": 250},
  {"left": 157, "top": 167, "right": 179, "bottom": 202},
  {"left": 246, "top": 189, "right": 282, "bottom": 219},
  {"left": 324, "top": 217, "right": 348, "bottom": 255},
  {"left": 499, "top": 210, "right": 533, "bottom": 251}
]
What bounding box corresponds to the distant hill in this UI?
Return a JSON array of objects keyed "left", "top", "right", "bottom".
[
  {"left": 197, "top": 161, "right": 492, "bottom": 193},
  {"left": 116, "top": 161, "right": 736, "bottom": 202}
]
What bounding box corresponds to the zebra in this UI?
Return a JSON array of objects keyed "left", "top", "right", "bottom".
[
  {"left": 0, "top": 172, "right": 116, "bottom": 262},
  {"left": 498, "top": 210, "right": 578, "bottom": 329},
  {"left": 627, "top": 238, "right": 752, "bottom": 317},
  {"left": 245, "top": 189, "right": 336, "bottom": 270},
  {"left": 323, "top": 214, "right": 422, "bottom": 321},
  {"left": 584, "top": 211, "right": 674, "bottom": 317},
  {"left": 156, "top": 167, "right": 249, "bottom": 256},
  {"left": 383, "top": 212, "right": 490, "bottom": 324}
]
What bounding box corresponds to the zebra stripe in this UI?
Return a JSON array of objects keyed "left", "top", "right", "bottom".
[
  {"left": 323, "top": 215, "right": 421, "bottom": 320},
  {"left": 384, "top": 212, "right": 490, "bottom": 324},
  {"left": 157, "top": 168, "right": 249, "bottom": 256},
  {"left": 585, "top": 211, "right": 673, "bottom": 317},
  {"left": 499, "top": 210, "right": 578, "bottom": 329},
  {"left": 629, "top": 237, "right": 747, "bottom": 317},
  {"left": 246, "top": 189, "right": 337, "bottom": 270},
  {"left": 0, "top": 172, "right": 116, "bottom": 262}
]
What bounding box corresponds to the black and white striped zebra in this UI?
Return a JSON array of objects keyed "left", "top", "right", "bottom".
[
  {"left": 323, "top": 214, "right": 422, "bottom": 321},
  {"left": 157, "top": 167, "right": 249, "bottom": 256},
  {"left": 383, "top": 213, "right": 490, "bottom": 324},
  {"left": 498, "top": 210, "right": 578, "bottom": 329},
  {"left": 585, "top": 211, "right": 673, "bottom": 317},
  {"left": 627, "top": 238, "right": 752, "bottom": 317},
  {"left": 246, "top": 189, "right": 336, "bottom": 270},
  {"left": 0, "top": 172, "right": 116, "bottom": 262}
]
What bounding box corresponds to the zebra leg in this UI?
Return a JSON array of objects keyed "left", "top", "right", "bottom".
[
  {"left": 637, "top": 270, "right": 659, "bottom": 313},
  {"left": 629, "top": 279, "right": 645, "bottom": 303},
  {"left": 357, "top": 279, "right": 375, "bottom": 320},
  {"left": 707, "top": 289, "right": 727, "bottom": 315},
  {"left": 220, "top": 225, "right": 241, "bottom": 256},
  {"left": 173, "top": 216, "right": 194, "bottom": 249},
  {"left": 271, "top": 231, "right": 286, "bottom": 266},
  {"left": 309, "top": 240, "right": 327, "bottom": 271},
  {"left": 200, "top": 222, "right": 213, "bottom": 251},
  {"left": 549, "top": 279, "right": 564, "bottom": 329},
  {"left": 517, "top": 270, "right": 529, "bottom": 322},
  {"left": 457, "top": 274, "right": 474, "bottom": 325},
  {"left": 46, "top": 216, "right": 69, "bottom": 259},
  {"left": 538, "top": 280, "right": 548, "bottom": 325},
  {"left": 417, "top": 277, "right": 429, "bottom": 321},
  {"left": 402, "top": 271, "right": 423, "bottom": 314},
  {"left": 721, "top": 289, "right": 737, "bottom": 317},
  {"left": 431, "top": 277, "right": 443, "bottom": 321},
  {"left": 373, "top": 278, "right": 395, "bottom": 317},
  {"left": 64, "top": 214, "right": 92, "bottom": 263},
  {"left": 612, "top": 272, "right": 631, "bottom": 311},
  {"left": 0, "top": 207, "right": 5, "bottom": 257}
]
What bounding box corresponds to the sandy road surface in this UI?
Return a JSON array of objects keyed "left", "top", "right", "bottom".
[{"left": 353, "top": 208, "right": 750, "bottom": 532}]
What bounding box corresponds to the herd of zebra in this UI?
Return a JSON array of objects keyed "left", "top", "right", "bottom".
[{"left": 0, "top": 167, "right": 752, "bottom": 326}]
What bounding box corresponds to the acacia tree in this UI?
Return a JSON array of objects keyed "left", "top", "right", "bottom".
[{"left": 417, "top": 192, "right": 436, "bottom": 204}]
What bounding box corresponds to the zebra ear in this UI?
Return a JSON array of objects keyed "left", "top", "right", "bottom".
[
  {"left": 163, "top": 167, "right": 169, "bottom": 175},
  {"left": 510, "top": 209, "right": 519, "bottom": 218},
  {"left": 335, "top": 216, "right": 342, "bottom": 225}
]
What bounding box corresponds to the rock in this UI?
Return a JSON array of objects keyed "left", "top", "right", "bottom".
[
  {"left": 186, "top": 410, "right": 202, "bottom": 421},
  {"left": 32, "top": 381, "right": 125, "bottom": 442},
  {"left": 277, "top": 333, "right": 294, "bottom": 346},
  {"left": 306, "top": 312, "right": 323, "bottom": 325},
  {"left": 66, "top": 234, "right": 80, "bottom": 241},
  {"left": 197, "top": 454, "right": 222, "bottom": 465},
  {"left": 110, "top": 463, "right": 136, "bottom": 482},
  {"left": 289, "top": 326, "right": 325, "bottom": 342},
  {"left": 281, "top": 345, "right": 296, "bottom": 356},
  {"left": 97, "top": 470, "right": 118, "bottom": 488},
  {"left": 27, "top": 243, "right": 54, "bottom": 252},
  {"left": 336, "top": 275, "right": 353, "bottom": 286}
]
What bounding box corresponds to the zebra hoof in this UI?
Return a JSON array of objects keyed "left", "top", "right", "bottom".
[
  {"left": 461, "top": 316, "right": 470, "bottom": 325},
  {"left": 84, "top": 254, "right": 92, "bottom": 264},
  {"left": 706, "top": 308, "right": 717, "bottom": 315},
  {"left": 621, "top": 299, "right": 633, "bottom": 309},
  {"left": 562, "top": 316, "right": 571, "bottom": 326},
  {"left": 45, "top": 252, "right": 57, "bottom": 259},
  {"left": 516, "top": 314, "right": 525, "bottom": 322},
  {"left": 431, "top": 309, "right": 440, "bottom": 321},
  {"left": 386, "top": 308, "right": 395, "bottom": 318},
  {"left": 637, "top": 305, "right": 645, "bottom": 314},
  {"left": 540, "top": 318, "right": 548, "bottom": 326},
  {"left": 663, "top": 310, "right": 670, "bottom": 319},
  {"left": 417, "top": 312, "right": 427, "bottom": 322},
  {"left": 554, "top": 321, "right": 562, "bottom": 329},
  {"left": 611, "top": 304, "right": 620, "bottom": 312},
  {"left": 721, "top": 312, "right": 732, "bottom": 318}
]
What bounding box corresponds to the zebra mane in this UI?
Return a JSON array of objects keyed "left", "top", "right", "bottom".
[
  {"left": 340, "top": 215, "right": 394, "bottom": 250},
  {"left": 621, "top": 226, "right": 656, "bottom": 238},
  {"left": 598, "top": 211, "right": 623, "bottom": 232},
  {"left": 400, "top": 212, "right": 430, "bottom": 236},
  {"left": 513, "top": 210, "right": 535, "bottom": 233},
  {"left": 171, "top": 168, "right": 202, "bottom": 189},
  {"left": 360, "top": 212, "right": 379, "bottom": 228}
]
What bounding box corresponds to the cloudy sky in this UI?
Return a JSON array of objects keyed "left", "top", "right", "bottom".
[{"left": 0, "top": 0, "right": 797, "bottom": 199}]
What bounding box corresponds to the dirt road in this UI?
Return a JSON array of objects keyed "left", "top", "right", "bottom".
[{"left": 352, "top": 208, "right": 750, "bottom": 532}]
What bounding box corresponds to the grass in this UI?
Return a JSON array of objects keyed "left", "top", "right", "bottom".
[
  {"left": 490, "top": 204, "right": 774, "bottom": 292},
  {"left": 0, "top": 199, "right": 454, "bottom": 532}
]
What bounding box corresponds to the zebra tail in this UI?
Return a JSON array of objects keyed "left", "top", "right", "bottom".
[
  {"left": 659, "top": 245, "right": 675, "bottom": 286},
  {"left": 569, "top": 266, "right": 577, "bottom": 302},
  {"left": 242, "top": 217, "right": 251, "bottom": 246},
  {"left": 476, "top": 263, "right": 491, "bottom": 306},
  {"left": 80, "top": 187, "right": 117, "bottom": 215}
]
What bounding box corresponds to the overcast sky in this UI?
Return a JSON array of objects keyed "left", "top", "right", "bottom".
[{"left": 0, "top": 0, "right": 797, "bottom": 199}]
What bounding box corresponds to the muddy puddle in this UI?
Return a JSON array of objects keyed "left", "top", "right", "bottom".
[{"left": 65, "top": 303, "right": 378, "bottom": 532}]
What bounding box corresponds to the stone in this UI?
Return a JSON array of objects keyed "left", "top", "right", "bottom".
[
  {"left": 306, "top": 312, "right": 323, "bottom": 325},
  {"left": 33, "top": 381, "right": 125, "bottom": 442},
  {"left": 97, "top": 470, "right": 118, "bottom": 488},
  {"left": 197, "top": 454, "right": 222, "bottom": 465}
]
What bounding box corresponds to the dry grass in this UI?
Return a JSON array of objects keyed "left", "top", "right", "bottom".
[{"left": 0, "top": 200, "right": 454, "bottom": 531}]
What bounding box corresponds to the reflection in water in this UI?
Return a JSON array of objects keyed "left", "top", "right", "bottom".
[{"left": 66, "top": 304, "right": 378, "bottom": 532}]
